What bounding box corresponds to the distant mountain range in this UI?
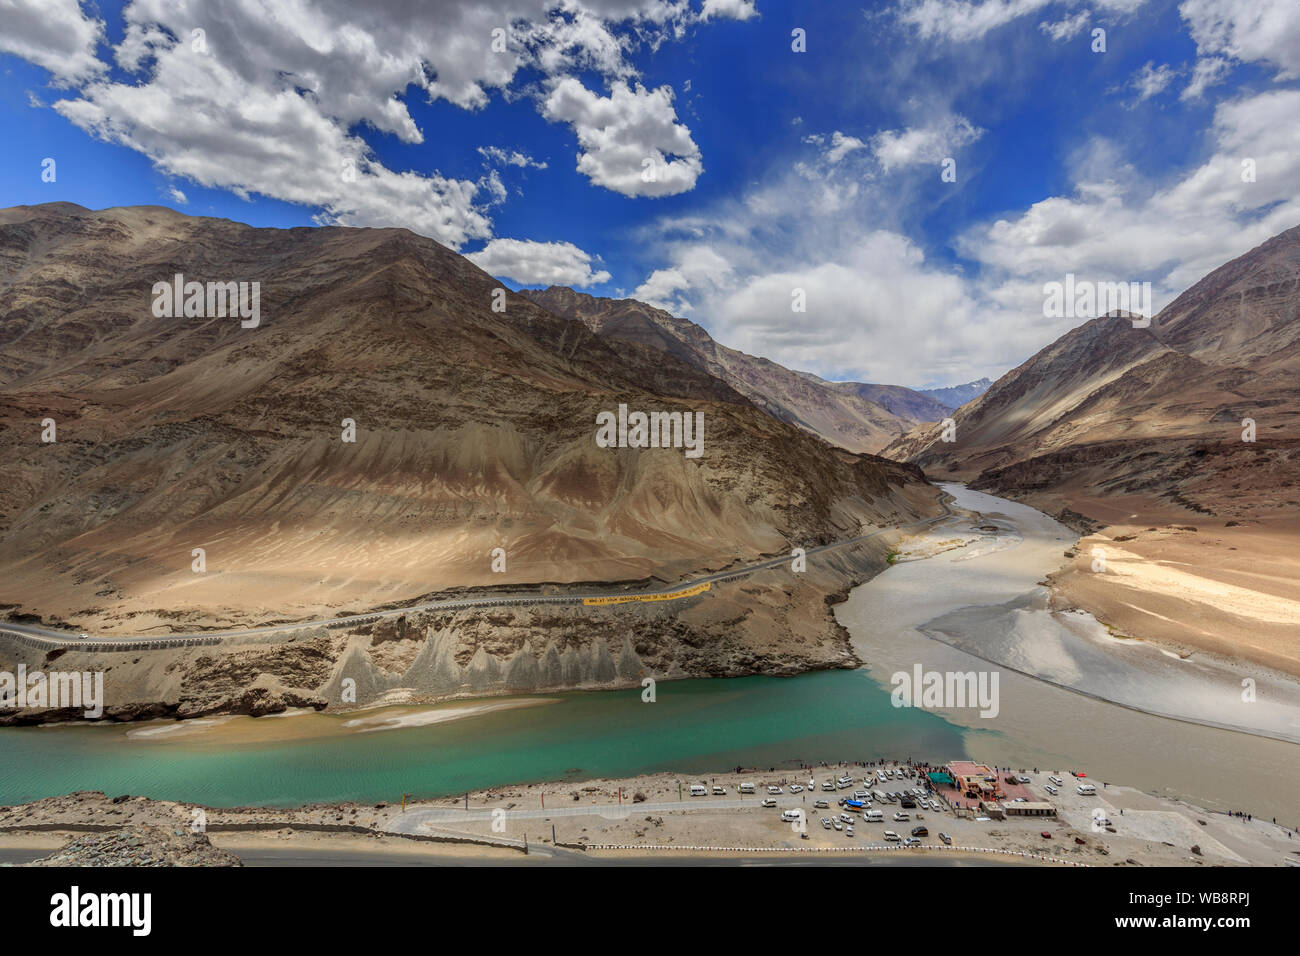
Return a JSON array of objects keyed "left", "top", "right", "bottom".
[
  {"left": 915, "top": 378, "right": 993, "bottom": 410},
  {"left": 523, "top": 286, "right": 951, "bottom": 453}
]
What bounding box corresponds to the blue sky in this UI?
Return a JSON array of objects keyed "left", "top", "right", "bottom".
[{"left": 2, "top": 0, "right": 1298, "bottom": 387}]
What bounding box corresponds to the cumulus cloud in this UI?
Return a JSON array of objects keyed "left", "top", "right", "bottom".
[
  {"left": 1179, "top": 0, "right": 1300, "bottom": 79},
  {"left": 542, "top": 77, "right": 703, "bottom": 197},
  {"left": 634, "top": 245, "right": 735, "bottom": 314},
  {"left": 13, "top": 0, "right": 753, "bottom": 247},
  {"left": 630, "top": 79, "right": 1300, "bottom": 386},
  {"left": 871, "top": 115, "right": 983, "bottom": 171},
  {"left": 709, "top": 233, "right": 976, "bottom": 381},
  {"left": 468, "top": 238, "right": 612, "bottom": 287},
  {"left": 626, "top": 148, "right": 1010, "bottom": 385},
  {"left": 0, "top": 0, "right": 105, "bottom": 85},
  {"left": 960, "top": 88, "right": 1300, "bottom": 319},
  {"left": 54, "top": 41, "right": 495, "bottom": 247},
  {"left": 700, "top": 0, "right": 758, "bottom": 21}
]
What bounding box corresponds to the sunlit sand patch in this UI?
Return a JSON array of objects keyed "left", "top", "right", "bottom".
[
  {"left": 126, "top": 717, "right": 238, "bottom": 739},
  {"left": 341, "top": 698, "right": 555, "bottom": 733},
  {"left": 258, "top": 707, "right": 318, "bottom": 719}
]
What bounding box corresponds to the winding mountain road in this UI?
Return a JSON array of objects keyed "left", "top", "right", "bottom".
[{"left": 0, "top": 493, "right": 955, "bottom": 651}]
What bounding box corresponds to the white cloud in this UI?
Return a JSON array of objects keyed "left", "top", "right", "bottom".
[
  {"left": 961, "top": 88, "right": 1300, "bottom": 318},
  {"left": 709, "top": 233, "right": 977, "bottom": 383},
  {"left": 55, "top": 44, "right": 495, "bottom": 248},
  {"left": 14, "top": 0, "right": 751, "bottom": 249},
  {"left": 1127, "top": 61, "right": 1178, "bottom": 103},
  {"left": 630, "top": 82, "right": 1300, "bottom": 386},
  {"left": 627, "top": 151, "right": 1009, "bottom": 384},
  {"left": 166, "top": 185, "right": 188, "bottom": 205},
  {"left": 897, "top": 0, "right": 1147, "bottom": 43},
  {"left": 897, "top": 0, "right": 1058, "bottom": 43},
  {"left": 825, "top": 131, "right": 868, "bottom": 164},
  {"left": 871, "top": 115, "right": 983, "bottom": 171},
  {"left": 701, "top": 0, "right": 758, "bottom": 21},
  {"left": 541, "top": 77, "right": 703, "bottom": 197},
  {"left": 1179, "top": 0, "right": 1300, "bottom": 79},
  {"left": 634, "top": 245, "right": 734, "bottom": 313},
  {"left": 1181, "top": 55, "right": 1232, "bottom": 100},
  {"left": 478, "top": 146, "right": 548, "bottom": 169},
  {"left": 0, "top": 0, "right": 105, "bottom": 85},
  {"left": 1039, "top": 10, "right": 1091, "bottom": 41},
  {"left": 468, "top": 238, "right": 612, "bottom": 287}
]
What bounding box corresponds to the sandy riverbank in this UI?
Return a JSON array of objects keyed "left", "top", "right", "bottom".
[
  {"left": 1048, "top": 497, "right": 1300, "bottom": 678},
  {"left": 835, "top": 483, "right": 1300, "bottom": 822}
]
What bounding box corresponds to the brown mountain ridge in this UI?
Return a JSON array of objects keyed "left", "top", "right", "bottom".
[{"left": 0, "top": 203, "right": 937, "bottom": 708}]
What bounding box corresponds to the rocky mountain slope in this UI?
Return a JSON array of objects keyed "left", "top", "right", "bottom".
[
  {"left": 883, "top": 226, "right": 1300, "bottom": 676},
  {"left": 883, "top": 226, "right": 1300, "bottom": 518},
  {"left": 522, "top": 286, "right": 950, "bottom": 453},
  {"left": 0, "top": 203, "right": 940, "bottom": 718}
]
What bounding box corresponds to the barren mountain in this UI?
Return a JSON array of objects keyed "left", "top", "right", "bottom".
[
  {"left": 0, "top": 203, "right": 939, "bottom": 717},
  {"left": 884, "top": 225, "right": 1300, "bottom": 675},
  {"left": 522, "top": 286, "right": 949, "bottom": 453},
  {"left": 884, "top": 226, "right": 1300, "bottom": 511}
]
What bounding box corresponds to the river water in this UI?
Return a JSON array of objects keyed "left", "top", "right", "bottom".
[
  {"left": 836, "top": 483, "right": 1300, "bottom": 822},
  {"left": 1, "top": 484, "right": 1296, "bottom": 820}
]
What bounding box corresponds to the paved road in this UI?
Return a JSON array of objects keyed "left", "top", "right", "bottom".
[
  {"left": 219, "top": 847, "right": 996, "bottom": 867},
  {"left": 390, "top": 798, "right": 766, "bottom": 831},
  {"left": 388, "top": 790, "right": 951, "bottom": 837},
  {"left": 0, "top": 493, "right": 954, "bottom": 650},
  {"left": 0, "top": 845, "right": 1000, "bottom": 867}
]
